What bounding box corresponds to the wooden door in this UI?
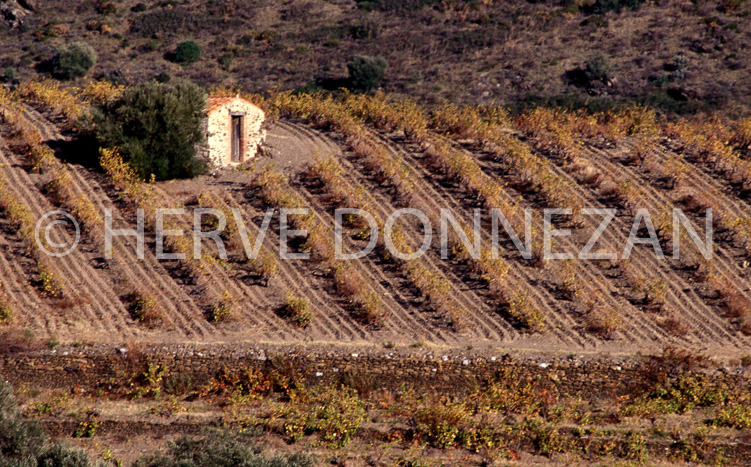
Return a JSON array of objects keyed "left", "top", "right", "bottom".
[{"left": 231, "top": 116, "right": 241, "bottom": 163}]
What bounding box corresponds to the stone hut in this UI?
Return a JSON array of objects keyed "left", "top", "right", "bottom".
[{"left": 199, "top": 94, "right": 265, "bottom": 167}]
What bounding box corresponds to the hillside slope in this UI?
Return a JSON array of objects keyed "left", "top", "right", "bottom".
[{"left": 0, "top": 0, "right": 750, "bottom": 113}]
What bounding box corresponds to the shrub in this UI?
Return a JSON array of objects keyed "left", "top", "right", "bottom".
[
  {"left": 132, "top": 3, "right": 148, "bottom": 12},
  {"left": 281, "top": 291, "right": 312, "bottom": 328},
  {"left": 0, "top": 299, "right": 11, "bottom": 324},
  {"left": 414, "top": 398, "right": 470, "bottom": 448},
  {"left": 355, "top": 291, "right": 386, "bottom": 325},
  {"left": 0, "top": 379, "right": 94, "bottom": 465},
  {"left": 585, "top": 307, "right": 623, "bottom": 338},
  {"left": 584, "top": 54, "right": 611, "bottom": 84},
  {"left": 38, "top": 262, "right": 64, "bottom": 299},
  {"left": 347, "top": 55, "right": 387, "bottom": 91},
  {"left": 133, "top": 431, "right": 315, "bottom": 467},
  {"left": 95, "top": 1, "right": 117, "bottom": 15},
  {"left": 92, "top": 79, "right": 208, "bottom": 180},
  {"left": 155, "top": 71, "right": 171, "bottom": 83},
  {"left": 670, "top": 53, "right": 689, "bottom": 82},
  {"left": 282, "top": 385, "right": 365, "bottom": 447},
  {"left": 249, "top": 251, "right": 278, "bottom": 284},
  {"left": 506, "top": 291, "right": 545, "bottom": 331},
  {"left": 332, "top": 262, "right": 363, "bottom": 299},
  {"left": 129, "top": 292, "right": 162, "bottom": 326},
  {"left": 174, "top": 40, "right": 201, "bottom": 65},
  {"left": 210, "top": 292, "right": 234, "bottom": 323},
  {"left": 52, "top": 42, "right": 97, "bottom": 80},
  {"left": 218, "top": 53, "right": 233, "bottom": 71},
  {"left": 2, "top": 67, "right": 13, "bottom": 83}
]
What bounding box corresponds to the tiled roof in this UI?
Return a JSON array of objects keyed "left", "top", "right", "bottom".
[{"left": 206, "top": 96, "right": 237, "bottom": 114}]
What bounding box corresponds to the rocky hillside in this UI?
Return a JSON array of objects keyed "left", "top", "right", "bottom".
[{"left": 0, "top": 0, "right": 750, "bottom": 114}]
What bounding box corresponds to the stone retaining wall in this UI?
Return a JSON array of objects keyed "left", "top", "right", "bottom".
[{"left": 3, "top": 348, "right": 740, "bottom": 396}]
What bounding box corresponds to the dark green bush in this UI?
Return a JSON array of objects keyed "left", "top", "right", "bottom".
[
  {"left": 2, "top": 67, "right": 14, "bottom": 83},
  {"left": 175, "top": 40, "right": 201, "bottom": 65},
  {"left": 52, "top": 42, "right": 97, "bottom": 80},
  {"left": 92, "top": 79, "right": 208, "bottom": 180},
  {"left": 132, "top": 3, "right": 148, "bottom": 12},
  {"left": 218, "top": 54, "right": 233, "bottom": 71},
  {"left": 346, "top": 54, "right": 387, "bottom": 91},
  {"left": 155, "top": 71, "right": 171, "bottom": 83},
  {"left": 0, "top": 378, "right": 46, "bottom": 463},
  {"left": 584, "top": 54, "right": 611, "bottom": 84},
  {"left": 133, "top": 431, "right": 315, "bottom": 467},
  {"left": 349, "top": 19, "right": 379, "bottom": 40},
  {"left": 0, "top": 379, "right": 92, "bottom": 466},
  {"left": 37, "top": 444, "right": 92, "bottom": 467}
]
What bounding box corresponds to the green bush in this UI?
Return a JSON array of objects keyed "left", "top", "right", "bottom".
[
  {"left": 52, "top": 42, "right": 97, "bottom": 80},
  {"left": 349, "top": 19, "right": 379, "bottom": 40},
  {"left": 346, "top": 54, "right": 387, "bottom": 91},
  {"left": 37, "top": 443, "right": 92, "bottom": 466},
  {"left": 133, "top": 431, "right": 315, "bottom": 467},
  {"left": 175, "top": 40, "right": 201, "bottom": 65},
  {"left": 218, "top": 54, "right": 233, "bottom": 71},
  {"left": 2, "top": 67, "right": 14, "bottom": 83},
  {"left": 92, "top": 79, "right": 208, "bottom": 180},
  {"left": 0, "top": 379, "right": 92, "bottom": 466},
  {"left": 584, "top": 54, "right": 611, "bottom": 84},
  {"left": 155, "top": 71, "right": 171, "bottom": 83}
]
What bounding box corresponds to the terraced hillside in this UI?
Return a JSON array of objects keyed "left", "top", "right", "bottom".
[{"left": 0, "top": 84, "right": 750, "bottom": 358}]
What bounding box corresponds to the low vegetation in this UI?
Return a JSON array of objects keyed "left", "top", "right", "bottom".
[
  {"left": 281, "top": 291, "right": 313, "bottom": 328},
  {"left": 51, "top": 42, "right": 97, "bottom": 80},
  {"left": 129, "top": 291, "right": 162, "bottom": 327}
]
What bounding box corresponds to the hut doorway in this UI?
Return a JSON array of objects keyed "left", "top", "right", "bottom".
[{"left": 231, "top": 115, "right": 242, "bottom": 163}]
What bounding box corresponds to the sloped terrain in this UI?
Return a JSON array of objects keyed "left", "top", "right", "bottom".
[{"left": 0, "top": 93, "right": 749, "bottom": 358}]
